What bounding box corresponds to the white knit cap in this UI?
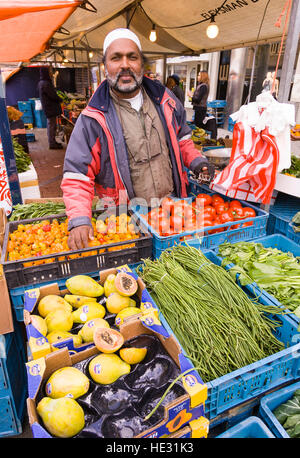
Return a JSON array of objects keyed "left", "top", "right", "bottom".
[{"left": 103, "top": 28, "right": 142, "bottom": 54}]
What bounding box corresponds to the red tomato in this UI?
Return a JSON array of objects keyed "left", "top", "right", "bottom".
[
  {"left": 170, "top": 214, "right": 184, "bottom": 232},
  {"left": 211, "top": 194, "right": 225, "bottom": 206},
  {"left": 229, "top": 200, "right": 243, "bottom": 209},
  {"left": 219, "top": 209, "right": 234, "bottom": 224},
  {"left": 159, "top": 218, "right": 172, "bottom": 234},
  {"left": 231, "top": 206, "right": 244, "bottom": 218},
  {"left": 213, "top": 216, "right": 225, "bottom": 233},
  {"left": 184, "top": 221, "right": 195, "bottom": 232},
  {"left": 203, "top": 217, "right": 214, "bottom": 227},
  {"left": 242, "top": 207, "right": 256, "bottom": 218},
  {"left": 203, "top": 205, "right": 217, "bottom": 219},
  {"left": 148, "top": 208, "right": 159, "bottom": 221},
  {"left": 42, "top": 224, "right": 51, "bottom": 232},
  {"left": 242, "top": 221, "right": 254, "bottom": 227},
  {"left": 174, "top": 202, "right": 194, "bottom": 219},
  {"left": 161, "top": 197, "right": 174, "bottom": 214},
  {"left": 158, "top": 208, "right": 169, "bottom": 219},
  {"left": 214, "top": 203, "right": 230, "bottom": 215},
  {"left": 161, "top": 229, "right": 177, "bottom": 236},
  {"left": 195, "top": 193, "right": 213, "bottom": 207}
]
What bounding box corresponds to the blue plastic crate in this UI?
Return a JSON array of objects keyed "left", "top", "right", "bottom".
[
  {"left": 21, "top": 113, "right": 34, "bottom": 125},
  {"left": 34, "top": 110, "right": 47, "bottom": 128},
  {"left": 228, "top": 117, "right": 236, "bottom": 133},
  {"left": 288, "top": 221, "right": 300, "bottom": 245},
  {"left": 267, "top": 192, "right": 300, "bottom": 244},
  {"left": 259, "top": 380, "right": 300, "bottom": 438},
  {"left": 214, "top": 234, "right": 300, "bottom": 326},
  {"left": 216, "top": 416, "right": 275, "bottom": 438},
  {"left": 25, "top": 133, "right": 35, "bottom": 142},
  {"left": 207, "top": 100, "right": 227, "bottom": 108},
  {"left": 17, "top": 101, "right": 33, "bottom": 115},
  {"left": 0, "top": 322, "right": 27, "bottom": 436},
  {"left": 139, "top": 249, "right": 300, "bottom": 420},
  {"left": 132, "top": 183, "right": 268, "bottom": 258},
  {"left": 202, "top": 146, "right": 225, "bottom": 152}
]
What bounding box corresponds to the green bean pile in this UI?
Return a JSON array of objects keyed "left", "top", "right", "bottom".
[
  {"left": 10, "top": 202, "right": 66, "bottom": 221},
  {"left": 138, "top": 245, "right": 285, "bottom": 382},
  {"left": 12, "top": 137, "right": 32, "bottom": 173}
]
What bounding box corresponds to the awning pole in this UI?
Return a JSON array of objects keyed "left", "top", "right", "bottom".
[
  {"left": 0, "top": 68, "right": 22, "bottom": 207},
  {"left": 278, "top": 0, "right": 300, "bottom": 102}
]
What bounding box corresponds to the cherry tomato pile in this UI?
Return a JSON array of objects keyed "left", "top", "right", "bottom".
[
  {"left": 142, "top": 194, "right": 256, "bottom": 237},
  {"left": 7, "top": 213, "right": 140, "bottom": 266}
]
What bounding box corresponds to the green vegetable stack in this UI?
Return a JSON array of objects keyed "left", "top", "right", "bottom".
[
  {"left": 12, "top": 137, "right": 32, "bottom": 173},
  {"left": 218, "top": 241, "right": 300, "bottom": 317},
  {"left": 9, "top": 202, "right": 66, "bottom": 221},
  {"left": 274, "top": 389, "right": 300, "bottom": 437},
  {"left": 138, "top": 245, "right": 285, "bottom": 383},
  {"left": 291, "top": 211, "right": 300, "bottom": 234},
  {"left": 281, "top": 155, "right": 300, "bottom": 178}
]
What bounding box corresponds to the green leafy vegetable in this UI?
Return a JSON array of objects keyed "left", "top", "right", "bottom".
[
  {"left": 10, "top": 202, "right": 66, "bottom": 221},
  {"left": 274, "top": 392, "right": 300, "bottom": 437},
  {"left": 218, "top": 241, "right": 300, "bottom": 313},
  {"left": 292, "top": 211, "right": 300, "bottom": 233},
  {"left": 12, "top": 137, "right": 32, "bottom": 173},
  {"left": 281, "top": 155, "right": 300, "bottom": 178}
]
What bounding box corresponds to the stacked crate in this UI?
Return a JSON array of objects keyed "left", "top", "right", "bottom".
[
  {"left": 0, "top": 321, "right": 27, "bottom": 437},
  {"left": 207, "top": 100, "right": 227, "bottom": 128},
  {"left": 17, "top": 101, "right": 34, "bottom": 129}
]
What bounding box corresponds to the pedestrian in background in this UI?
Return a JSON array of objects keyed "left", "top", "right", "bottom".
[
  {"left": 38, "top": 66, "right": 63, "bottom": 149},
  {"left": 192, "top": 71, "right": 217, "bottom": 139},
  {"left": 169, "top": 74, "right": 185, "bottom": 106}
]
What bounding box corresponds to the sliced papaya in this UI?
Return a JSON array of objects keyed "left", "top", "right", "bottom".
[
  {"left": 114, "top": 272, "right": 138, "bottom": 297},
  {"left": 93, "top": 327, "right": 124, "bottom": 353}
]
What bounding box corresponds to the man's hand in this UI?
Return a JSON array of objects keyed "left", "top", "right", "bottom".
[
  {"left": 194, "top": 161, "right": 215, "bottom": 183},
  {"left": 68, "top": 225, "right": 94, "bottom": 251}
]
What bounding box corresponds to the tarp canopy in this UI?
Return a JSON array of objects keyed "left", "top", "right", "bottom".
[
  {"left": 50, "top": 0, "right": 291, "bottom": 61},
  {"left": 0, "top": 0, "right": 294, "bottom": 63},
  {"left": 0, "top": 0, "right": 82, "bottom": 63}
]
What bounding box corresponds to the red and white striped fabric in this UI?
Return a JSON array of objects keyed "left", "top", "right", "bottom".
[
  {"left": 0, "top": 140, "right": 12, "bottom": 215},
  {"left": 212, "top": 120, "right": 280, "bottom": 205},
  {"left": 210, "top": 178, "right": 278, "bottom": 205}
]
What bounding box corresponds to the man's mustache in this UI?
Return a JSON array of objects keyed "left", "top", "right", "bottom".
[{"left": 117, "top": 70, "right": 137, "bottom": 81}]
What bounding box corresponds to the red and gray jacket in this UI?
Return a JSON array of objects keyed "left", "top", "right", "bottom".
[{"left": 61, "top": 76, "right": 207, "bottom": 230}]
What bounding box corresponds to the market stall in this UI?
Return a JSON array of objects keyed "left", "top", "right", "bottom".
[{"left": 0, "top": 0, "right": 299, "bottom": 442}]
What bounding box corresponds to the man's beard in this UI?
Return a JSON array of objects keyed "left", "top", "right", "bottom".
[{"left": 105, "top": 68, "right": 143, "bottom": 94}]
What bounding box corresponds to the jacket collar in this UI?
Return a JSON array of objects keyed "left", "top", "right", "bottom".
[{"left": 88, "top": 76, "right": 167, "bottom": 112}]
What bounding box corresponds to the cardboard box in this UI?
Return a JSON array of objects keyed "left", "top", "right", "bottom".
[
  {"left": 0, "top": 201, "right": 14, "bottom": 335},
  {"left": 168, "top": 417, "right": 210, "bottom": 439},
  {"left": 26, "top": 297, "right": 209, "bottom": 438},
  {"left": 0, "top": 264, "right": 14, "bottom": 335},
  {"left": 24, "top": 265, "right": 166, "bottom": 360}
]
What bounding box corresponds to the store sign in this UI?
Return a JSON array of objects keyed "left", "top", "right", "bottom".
[{"left": 201, "top": 0, "right": 260, "bottom": 20}]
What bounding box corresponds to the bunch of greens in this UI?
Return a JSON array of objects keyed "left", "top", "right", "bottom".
[
  {"left": 138, "top": 244, "right": 285, "bottom": 383},
  {"left": 281, "top": 155, "right": 300, "bottom": 178},
  {"left": 292, "top": 211, "right": 300, "bottom": 233},
  {"left": 10, "top": 202, "right": 66, "bottom": 221},
  {"left": 12, "top": 137, "right": 31, "bottom": 173},
  {"left": 217, "top": 241, "right": 300, "bottom": 316},
  {"left": 273, "top": 389, "right": 300, "bottom": 437}
]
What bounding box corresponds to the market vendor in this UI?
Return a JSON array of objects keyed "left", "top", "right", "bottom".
[{"left": 61, "top": 28, "right": 214, "bottom": 250}]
